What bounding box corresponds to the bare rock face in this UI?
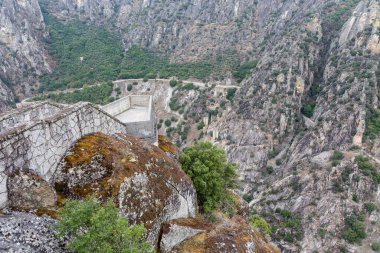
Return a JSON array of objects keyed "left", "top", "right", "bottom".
[
  {"left": 7, "top": 171, "right": 57, "bottom": 212},
  {"left": 53, "top": 132, "right": 197, "bottom": 244},
  {"left": 0, "top": 211, "right": 65, "bottom": 253},
  {"left": 0, "top": 0, "right": 51, "bottom": 111},
  {"left": 160, "top": 216, "right": 280, "bottom": 253}
]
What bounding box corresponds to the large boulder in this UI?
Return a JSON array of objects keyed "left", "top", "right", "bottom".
[
  {"left": 160, "top": 215, "right": 280, "bottom": 253},
  {"left": 53, "top": 132, "right": 197, "bottom": 244},
  {"left": 7, "top": 171, "right": 57, "bottom": 212}
]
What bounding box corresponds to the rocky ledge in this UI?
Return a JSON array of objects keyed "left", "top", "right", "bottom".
[{"left": 0, "top": 133, "right": 279, "bottom": 252}]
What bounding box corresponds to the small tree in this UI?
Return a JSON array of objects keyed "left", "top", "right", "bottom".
[
  {"left": 180, "top": 141, "right": 238, "bottom": 212},
  {"left": 55, "top": 198, "right": 152, "bottom": 253},
  {"left": 226, "top": 88, "right": 237, "bottom": 101},
  {"left": 169, "top": 80, "right": 178, "bottom": 87},
  {"left": 164, "top": 119, "right": 172, "bottom": 127},
  {"left": 127, "top": 84, "right": 133, "bottom": 91}
]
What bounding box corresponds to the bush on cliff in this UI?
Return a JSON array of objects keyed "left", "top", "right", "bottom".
[
  {"left": 180, "top": 141, "right": 238, "bottom": 212},
  {"left": 55, "top": 198, "right": 152, "bottom": 253}
]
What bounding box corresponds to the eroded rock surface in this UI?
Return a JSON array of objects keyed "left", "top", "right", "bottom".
[
  {"left": 162, "top": 216, "right": 280, "bottom": 253},
  {"left": 54, "top": 132, "right": 197, "bottom": 244},
  {"left": 8, "top": 171, "right": 57, "bottom": 212},
  {"left": 0, "top": 211, "right": 65, "bottom": 253}
]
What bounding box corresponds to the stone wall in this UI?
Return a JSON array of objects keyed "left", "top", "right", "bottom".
[
  {"left": 0, "top": 103, "right": 128, "bottom": 208},
  {"left": 0, "top": 102, "right": 63, "bottom": 131}
]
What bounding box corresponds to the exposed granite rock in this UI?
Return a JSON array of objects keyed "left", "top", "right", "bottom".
[
  {"left": 158, "top": 134, "right": 180, "bottom": 159},
  {"left": 0, "top": 0, "right": 51, "bottom": 108},
  {"left": 8, "top": 171, "right": 57, "bottom": 212},
  {"left": 163, "top": 215, "right": 280, "bottom": 253},
  {"left": 160, "top": 218, "right": 206, "bottom": 253},
  {"left": 53, "top": 132, "right": 197, "bottom": 244},
  {"left": 0, "top": 211, "right": 66, "bottom": 253}
]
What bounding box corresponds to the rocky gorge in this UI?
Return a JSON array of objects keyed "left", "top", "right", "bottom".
[{"left": 0, "top": 0, "right": 380, "bottom": 252}]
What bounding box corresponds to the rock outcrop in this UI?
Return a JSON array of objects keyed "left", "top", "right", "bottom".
[
  {"left": 53, "top": 132, "right": 197, "bottom": 244},
  {"left": 8, "top": 171, "right": 57, "bottom": 212},
  {"left": 1, "top": 132, "right": 280, "bottom": 252},
  {"left": 160, "top": 215, "right": 280, "bottom": 253},
  {"left": 0, "top": 211, "right": 65, "bottom": 253},
  {"left": 0, "top": 0, "right": 51, "bottom": 111}
]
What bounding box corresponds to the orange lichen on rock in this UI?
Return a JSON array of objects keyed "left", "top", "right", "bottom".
[
  {"left": 53, "top": 132, "right": 197, "bottom": 244},
  {"left": 164, "top": 215, "right": 280, "bottom": 253},
  {"left": 158, "top": 135, "right": 180, "bottom": 159}
]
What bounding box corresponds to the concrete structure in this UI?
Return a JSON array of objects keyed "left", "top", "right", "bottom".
[
  {"left": 0, "top": 96, "right": 156, "bottom": 208},
  {"left": 101, "top": 95, "right": 156, "bottom": 142}
]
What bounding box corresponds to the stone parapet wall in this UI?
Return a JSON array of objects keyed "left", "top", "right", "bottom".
[
  {"left": 0, "top": 102, "right": 63, "bottom": 133},
  {"left": 0, "top": 103, "right": 128, "bottom": 208}
]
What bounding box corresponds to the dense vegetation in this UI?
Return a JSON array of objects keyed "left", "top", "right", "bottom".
[
  {"left": 233, "top": 60, "right": 258, "bottom": 83},
  {"left": 342, "top": 213, "right": 367, "bottom": 244},
  {"left": 261, "top": 208, "right": 303, "bottom": 243},
  {"left": 365, "top": 108, "right": 380, "bottom": 139},
  {"left": 355, "top": 155, "right": 380, "bottom": 184},
  {"left": 249, "top": 214, "right": 271, "bottom": 235},
  {"left": 180, "top": 141, "right": 238, "bottom": 212},
  {"left": 55, "top": 198, "right": 152, "bottom": 253},
  {"left": 38, "top": 9, "right": 257, "bottom": 94},
  {"left": 40, "top": 10, "right": 124, "bottom": 92},
  {"left": 32, "top": 82, "right": 114, "bottom": 105}
]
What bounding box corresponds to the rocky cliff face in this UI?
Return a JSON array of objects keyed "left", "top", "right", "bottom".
[
  {"left": 1, "top": 0, "right": 380, "bottom": 252},
  {"left": 215, "top": 0, "right": 380, "bottom": 252},
  {"left": 0, "top": 133, "right": 279, "bottom": 253},
  {"left": 40, "top": 0, "right": 258, "bottom": 62},
  {"left": 0, "top": 0, "right": 51, "bottom": 111}
]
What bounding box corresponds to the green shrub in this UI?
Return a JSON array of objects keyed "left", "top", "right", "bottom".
[
  {"left": 127, "top": 84, "right": 133, "bottom": 91},
  {"left": 269, "top": 149, "right": 279, "bottom": 159},
  {"left": 318, "top": 229, "right": 327, "bottom": 238},
  {"left": 249, "top": 214, "right": 271, "bottom": 235},
  {"left": 197, "top": 121, "right": 205, "bottom": 130},
  {"left": 269, "top": 208, "right": 303, "bottom": 243},
  {"left": 301, "top": 103, "right": 315, "bottom": 118},
  {"left": 226, "top": 88, "right": 237, "bottom": 101},
  {"left": 233, "top": 60, "right": 258, "bottom": 83},
  {"left": 180, "top": 141, "right": 238, "bottom": 212},
  {"left": 372, "top": 242, "right": 380, "bottom": 251},
  {"left": 342, "top": 213, "right": 367, "bottom": 244},
  {"left": 169, "top": 98, "right": 181, "bottom": 111},
  {"left": 32, "top": 82, "right": 113, "bottom": 105},
  {"left": 364, "top": 202, "right": 377, "bottom": 213},
  {"left": 266, "top": 166, "right": 274, "bottom": 174},
  {"left": 332, "top": 150, "right": 344, "bottom": 161},
  {"left": 355, "top": 156, "right": 380, "bottom": 184},
  {"left": 180, "top": 83, "right": 195, "bottom": 90},
  {"left": 365, "top": 108, "right": 380, "bottom": 139},
  {"left": 164, "top": 119, "right": 172, "bottom": 127},
  {"left": 55, "top": 198, "right": 152, "bottom": 253},
  {"left": 243, "top": 194, "right": 253, "bottom": 203},
  {"left": 169, "top": 80, "right": 178, "bottom": 87},
  {"left": 332, "top": 179, "right": 344, "bottom": 193}
]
